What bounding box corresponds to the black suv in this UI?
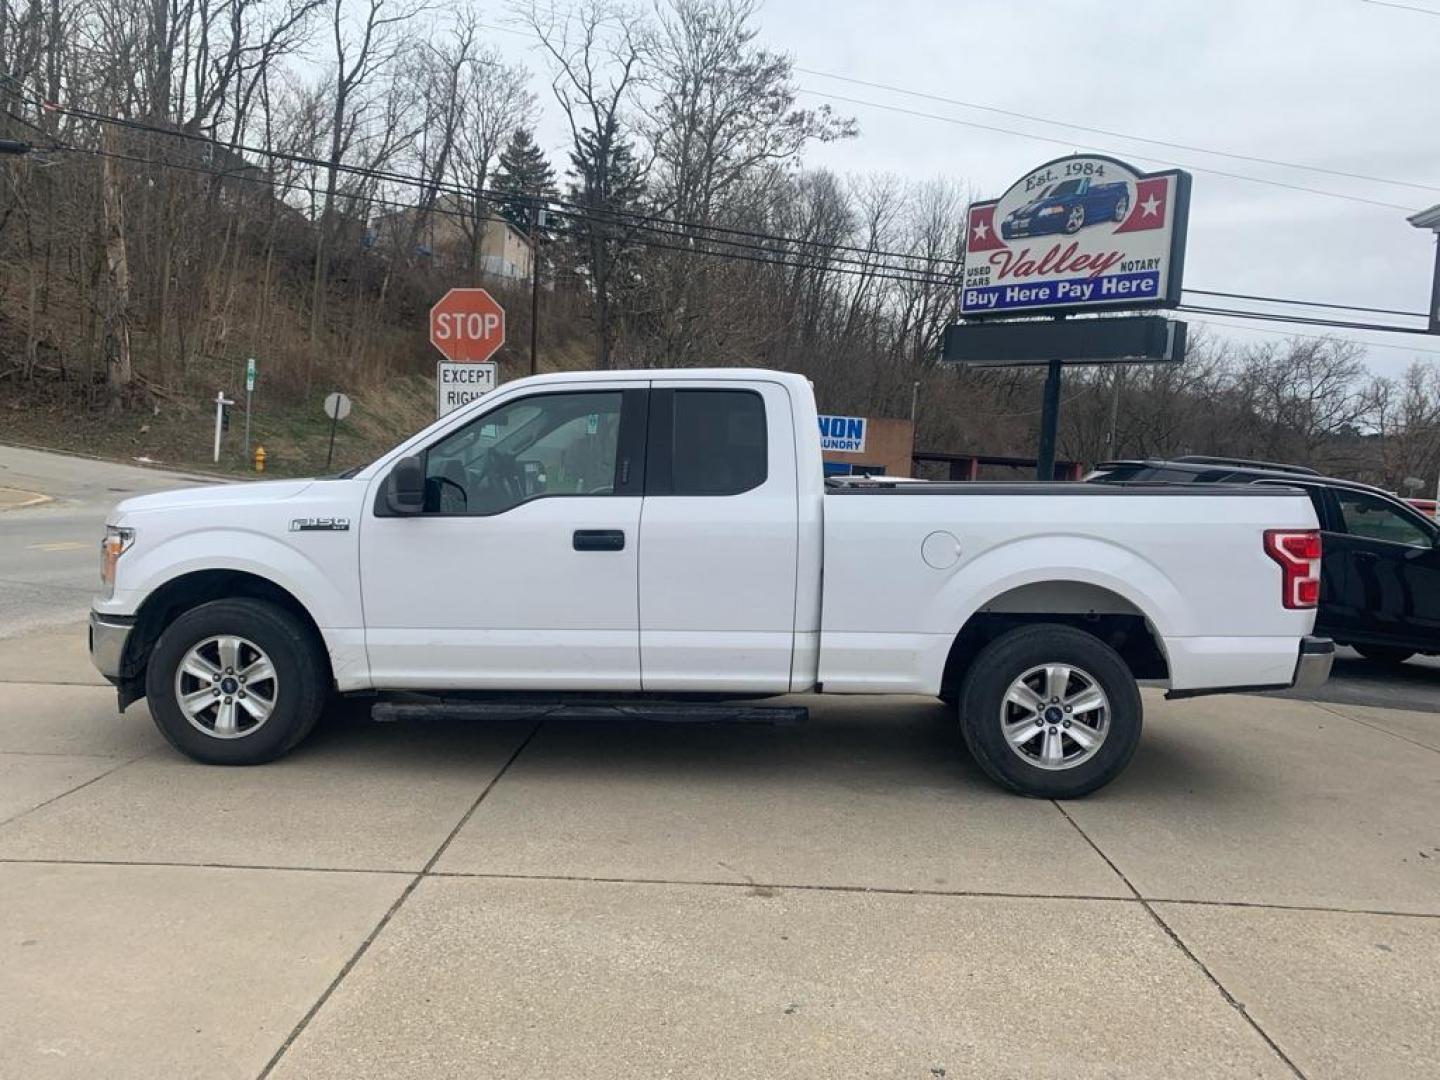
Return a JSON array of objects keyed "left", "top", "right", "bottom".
[{"left": 1088, "top": 456, "right": 1440, "bottom": 664}]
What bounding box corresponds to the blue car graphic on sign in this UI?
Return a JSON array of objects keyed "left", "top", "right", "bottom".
[{"left": 1000, "top": 178, "right": 1130, "bottom": 240}]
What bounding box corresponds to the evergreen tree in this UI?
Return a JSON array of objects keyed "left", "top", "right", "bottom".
[
  {"left": 565, "top": 118, "right": 646, "bottom": 369},
  {"left": 493, "top": 127, "right": 557, "bottom": 233}
]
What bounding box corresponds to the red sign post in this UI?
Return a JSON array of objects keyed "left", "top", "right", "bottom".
[{"left": 430, "top": 288, "right": 506, "bottom": 363}]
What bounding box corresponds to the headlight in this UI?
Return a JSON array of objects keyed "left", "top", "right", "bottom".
[{"left": 100, "top": 525, "right": 135, "bottom": 589}]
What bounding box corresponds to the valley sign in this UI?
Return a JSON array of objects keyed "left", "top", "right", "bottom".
[{"left": 960, "top": 155, "right": 1191, "bottom": 319}]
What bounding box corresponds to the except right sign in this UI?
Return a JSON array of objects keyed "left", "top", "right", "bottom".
[{"left": 960, "top": 155, "right": 1191, "bottom": 320}]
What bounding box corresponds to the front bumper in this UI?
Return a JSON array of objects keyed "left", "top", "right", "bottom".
[
  {"left": 89, "top": 610, "right": 134, "bottom": 681},
  {"left": 1291, "top": 635, "right": 1334, "bottom": 693}
]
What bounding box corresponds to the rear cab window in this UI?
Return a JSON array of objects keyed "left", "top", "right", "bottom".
[{"left": 647, "top": 389, "right": 767, "bottom": 496}]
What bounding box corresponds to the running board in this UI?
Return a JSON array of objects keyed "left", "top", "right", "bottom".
[{"left": 370, "top": 700, "right": 808, "bottom": 726}]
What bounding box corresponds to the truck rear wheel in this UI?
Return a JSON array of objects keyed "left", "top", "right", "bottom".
[
  {"left": 144, "top": 598, "right": 328, "bottom": 765},
  {"left": 958, "top": 625, "right": 1142, "bottom": 799}
]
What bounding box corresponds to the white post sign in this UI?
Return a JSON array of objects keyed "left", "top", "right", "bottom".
[{"left": 437, "top": 361, "right": 498, "bottom": 418}]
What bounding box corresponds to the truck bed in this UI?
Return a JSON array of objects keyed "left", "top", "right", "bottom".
[
  {"left": 817, "top": 479, "right": 1318, "bottom": 695},
  {"left": 825, "top": 479, "right": 1297, "bottom": 498}
]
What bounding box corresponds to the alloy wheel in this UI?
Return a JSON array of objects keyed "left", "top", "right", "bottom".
[
  {"left": 173, "top": 635, "right": 279, "bottom": 739},
  {"left": 999, "top": 663, "right": 1110, "bottom": 771}
]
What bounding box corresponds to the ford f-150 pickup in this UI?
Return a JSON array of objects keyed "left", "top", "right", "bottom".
[
  {"left": 1001, "top": 177, "right": 1130, "bottom": 239},
  {"left": 90, "top": 369, "right": 1333, "bottom": 797}
]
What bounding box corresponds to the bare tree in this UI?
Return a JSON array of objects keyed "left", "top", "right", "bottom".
[
  {"left": 525, "top": 0, "right": 648, "bottom": 369},
  {"left": 309, "top": 0, "right": 422, "bottom": 344},
  {"left": 449, "top": 17, "right": 533, "bottom": 280}
]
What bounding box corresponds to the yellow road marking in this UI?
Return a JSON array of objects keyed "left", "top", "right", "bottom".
[
  {"left": 26, "top": 541, "right": 90, "bottom": 552},
  {"left": 0, "top": 486, "right": 52, "bottom": 511}
]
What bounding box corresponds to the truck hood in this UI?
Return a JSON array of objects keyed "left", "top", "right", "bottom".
[{"left": 112, "top": 479, "right": 317, "bottom": 519}]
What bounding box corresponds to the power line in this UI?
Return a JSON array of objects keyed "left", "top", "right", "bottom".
[
  {"left": 15, "top": 97, "right": 1439, "bottom": 343},
  {"left": 49, "top": 131, "right": 1440, "bottom": 332},
  {"left": 495, "top": 3, "right": 1430, "bottom": 210},
  {"left": 1360, "top": 0, "right": 1440, "bottom": 15},
  {"left": 1188, "top": 316, "right": 1440, "bottom": 357},
  {"left": 798, "top": 89, "right": 1422, "bottom": 214},
  {"left": 19, "top": 94, "right": 963, "bottom": 272},
  {"left": 13, "top": 93, "right": 1437, "bottom": 322},
  {"left": 794, "top": 68, "right": 1440, "bottom": 197},
  {"left": 1176, "top": 304, "right": 1431, "bottom": 335},
  {"left": 55, "top": 138, "right": 963, "bottom": 291},
  {"left": 54, "top": 136, "right": 961, "bottom": 287},
  {"left": 1181, "top": 288, "right": 1427, "bottom": 319}
]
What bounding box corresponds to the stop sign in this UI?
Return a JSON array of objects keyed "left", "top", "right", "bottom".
[{"left": 430, "top": 288, "right": 506, "bottom": 363}]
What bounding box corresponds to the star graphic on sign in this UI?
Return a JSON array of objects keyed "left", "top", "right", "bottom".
[
  {"left": 973, "top": 218, "right": 990, "bottom": 241},
  {"left": 1140, "top": 193, "right": 1163, "bottom": 217}
]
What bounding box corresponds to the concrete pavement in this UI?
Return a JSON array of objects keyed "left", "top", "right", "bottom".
[{"left": 2, "top": 620, "right": 1438, "bottom": 1079}]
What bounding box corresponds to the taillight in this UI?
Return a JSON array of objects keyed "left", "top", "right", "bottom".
[{"left": 1264, "top": 529, "right": 1321, "bottom": 609}]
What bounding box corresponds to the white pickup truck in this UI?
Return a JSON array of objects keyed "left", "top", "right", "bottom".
[{"left": 90, "top": 368, "right": 1332, "bottom": 797}]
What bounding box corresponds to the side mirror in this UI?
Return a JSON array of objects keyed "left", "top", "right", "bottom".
[{"left": 384, "top": 455, "right": 425, "bottom": 515}]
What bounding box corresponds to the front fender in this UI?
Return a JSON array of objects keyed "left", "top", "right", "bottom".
[{"left": 103, "top": 527, "right": 361, "bottom": 631}]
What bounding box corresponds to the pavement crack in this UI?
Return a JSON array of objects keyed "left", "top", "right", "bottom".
[
  {"left": 1311, "top": 700, "right": 1440, "bottom": 756},
  {"left": 254, "top": 719, "right": 544, "bottom": 1080},
  {"left": 1052, "top": 800, "right": 1309, "bottom": 1080},
  {"left": 0, "top": 856, "right": 416, "bottom": 876},
  {"left": 0, "top": 747, "right": 156, "bottom": 828}
]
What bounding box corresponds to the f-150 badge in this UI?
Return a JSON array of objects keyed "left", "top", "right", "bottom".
[{"left": 290, "top": 517, "right": 351, "bottom": 532}]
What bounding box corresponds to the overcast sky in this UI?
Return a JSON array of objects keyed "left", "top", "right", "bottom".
[{"left": 492, "top": 0, "right": 1440, "bottom": 377}]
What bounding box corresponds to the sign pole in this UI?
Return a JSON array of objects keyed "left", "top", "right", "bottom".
[
  {"left": 529, "top": 200, "right": 541, "bottom": 377},
  {"left": 212, "top": 391, "right": 233, "bottom": 464},
  {"left": 325, "top": 410, "right": 339, "bottom": 471},
  {"left": 243, "top": 357, "right": 256, "bottom": 460},
  {"left": 1428, "top": 236, "right": 1440, "bottom": 336},
  {"left": 1036, "top": 359, "right": 1063, "bottom": 482}
]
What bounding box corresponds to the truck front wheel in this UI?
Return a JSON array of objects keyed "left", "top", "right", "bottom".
[
  {"left": 144, "top": 598, "right": 328, "bottom": 765},
  {"left": 958, "top": 625, "right": 1142, "bottom": 798}
]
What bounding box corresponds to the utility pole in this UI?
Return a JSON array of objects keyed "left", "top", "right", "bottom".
[
  {"left": 908, "top": 380, "right": 920, "bottom": 472},
  {"left": 529, "top": 196, "right": 542, "bottom": 377}
]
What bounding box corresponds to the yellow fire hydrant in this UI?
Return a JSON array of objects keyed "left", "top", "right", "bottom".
[{"left": 254, "top": 445, "right": 267, "bottom": 473}]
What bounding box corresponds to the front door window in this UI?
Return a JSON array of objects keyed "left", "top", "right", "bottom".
[{"left": 423, "top": 391, "right": 623, "bottom": 514}]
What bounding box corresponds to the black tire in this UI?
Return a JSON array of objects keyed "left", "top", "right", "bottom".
[
  {"left": 958, "top": 625, "right": 1142, "bottom": 799},
  {"left": 1354, "top": 645, "right": 1413, "bottom": 665},
  {"left": 1113, "top": 196, "right": 1129, "bottom": 222},
  {"left": 1064, "top": 205, "right": 1085, "bottom": 234},
  {"left": 145, "top": 598, "right": 329, "bottom": 765}
]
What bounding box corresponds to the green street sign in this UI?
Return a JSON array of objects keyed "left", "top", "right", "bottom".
[{"left": 245, "top": 357, "right": 257, "bottom": 392}]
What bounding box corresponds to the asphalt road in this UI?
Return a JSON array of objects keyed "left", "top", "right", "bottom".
[
  {"left": 1276, "top": 646, "right": 1440, "bottom": 713},
  {"left": 0, "top": 446, "right": 207, "bottom": 637}
]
